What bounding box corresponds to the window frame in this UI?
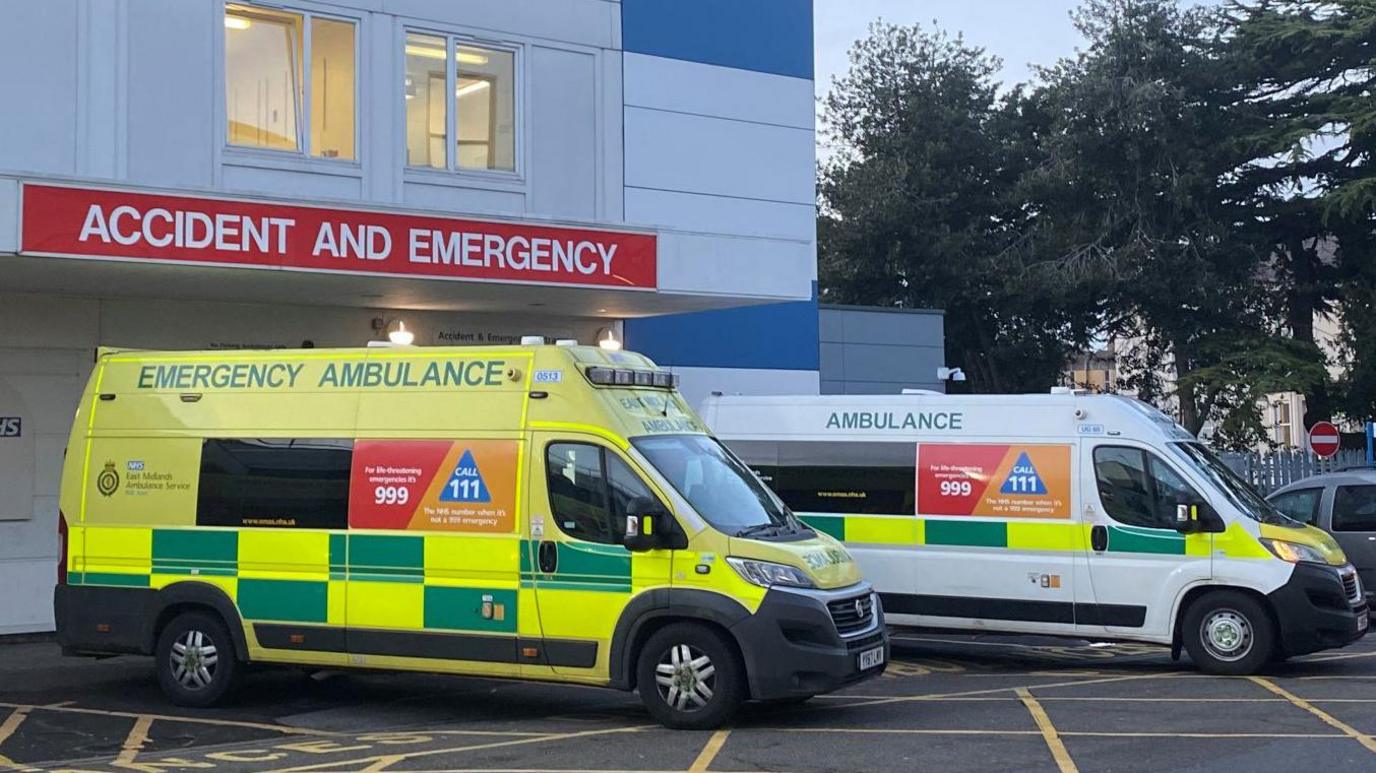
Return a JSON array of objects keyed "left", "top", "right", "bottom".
[
  {"left": 543, "top": 440, "right": 670, "bottom": 546},
  {"left": 1091, "top": 444, "right": 1208, "bottom": 531},
  {"left": 400, "top": 27, "right": 523, "bottom": 179},
  {"left": 221, "top": 2, "right": 362, "bottom": 165},
  {"left": 1332, "top": 484, "right": 1376, "bottom": 533},
  {"left": 196, "top": 437, "right": 354, "bottom": 530}
]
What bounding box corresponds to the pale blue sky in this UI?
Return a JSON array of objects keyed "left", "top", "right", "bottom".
[{"left": 814, "top": 0, "right": 1219, "bottom": 97}]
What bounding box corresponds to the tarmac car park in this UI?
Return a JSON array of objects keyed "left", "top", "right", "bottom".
[{"left": 5, "top": 629, "right": 1376, "bottom": 772}]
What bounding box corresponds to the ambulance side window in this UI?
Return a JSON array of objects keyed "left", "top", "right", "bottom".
[
  {"left": 765, "top": 441, "right": 916, "bottom": 515},
  {"left": 1092, "top": 446, "right": 1202, "bottom": 530},
  {"left": 546, "top": 443, "right": 662, "bottom": 545},
  {"left": 197, "top": 438, "right": 352, "bottom": 529}
]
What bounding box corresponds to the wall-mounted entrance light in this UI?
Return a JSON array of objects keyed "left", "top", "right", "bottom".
[
  {"left": 388, "top": 321, "right": 415, "bottom": 346},
  {"left": 937, "top": 367, "right": 966, "bottom": 382},
  {"left": 598, "top": 327, "right": 622, "bottom": 351}
]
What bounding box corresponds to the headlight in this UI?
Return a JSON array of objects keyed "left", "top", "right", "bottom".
[
  {"left": 1260, "top": 538, "right": 1328, "bottom": 565},
  {"left": 726, "top": 557, "right": 815, "bottom": 589}
]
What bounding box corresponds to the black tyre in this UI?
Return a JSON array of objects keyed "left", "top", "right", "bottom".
[
  {"left": 155, "top": 611, "right": 242, "bottom": 707},
  {"left": 636, "top": 623, "right": 746, "bottom": 730},
  {"left": 1181, "top": 591, "right": 1276, "bottom": 676}
]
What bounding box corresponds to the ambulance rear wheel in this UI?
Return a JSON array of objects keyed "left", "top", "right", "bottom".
[
  {"left": 156, "top": 611, "right": 241, "bottom": 707},
  {"left": 1182, "top": 591, "right": 1275, "bottom": 676},
  {"left": 637, "top": 622, "right": 745, "bottom": 730}
]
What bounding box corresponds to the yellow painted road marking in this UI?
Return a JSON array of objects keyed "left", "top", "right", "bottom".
[
  {"left": 0, "top": 707, "right": 34, "bottom": 770},
  {"left": 1249, "top": 676, "right": 1376, "bottom": 754},
  {"left": 688, "top": 729, "right": 730, "bottom": 773},
  {"left": 0, "top": 702, "right": 332, "bottom": 736},
  {"left": 1018, "top": 688, "right": 1078, "bottom": 773},
  {"left": 112, "top": 716, "right": 153, "bottom": 772},
  {"left": 1293, "top": 650, "right": 1376, "bottom": 663},
  {"left": 768, "top": 728, "right": 1346, "bottom": 739},
  {"left": 267, "top": 726, "right": 653, "bottom": 773},
  {"left": 842, "top": 671, "right": 1183, "bottom": 708}
]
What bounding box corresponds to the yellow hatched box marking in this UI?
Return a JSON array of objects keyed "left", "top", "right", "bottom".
[{"left": 348, "top": 581, "right": 424, "bottom": 629}]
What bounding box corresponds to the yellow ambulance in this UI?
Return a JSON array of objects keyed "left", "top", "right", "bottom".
[{"left": 53, "top": 343, "right": 886, "bottom": 728}]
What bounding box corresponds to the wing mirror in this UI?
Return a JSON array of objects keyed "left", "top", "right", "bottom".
[
  {"left": 623, "top": 512, "right": 660, "bottom": 552},
  {"left": 1174, "top": 503, "right": 1200, "bottom": 533}
]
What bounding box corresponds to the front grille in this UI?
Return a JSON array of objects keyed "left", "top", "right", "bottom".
[
  {"left": 828, "top": 593, "right": 876, "bottom": 636},
  {"left": 1342, "top": 569, "right": 1362, "bottom": 605}
]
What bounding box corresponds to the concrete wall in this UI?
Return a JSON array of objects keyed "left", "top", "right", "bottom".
[
  {"left": 819, "top": 306, "right": 947, "bottom": 395},
  {"left": 0, "top": 0, "right": 816, "bottom": 304}
]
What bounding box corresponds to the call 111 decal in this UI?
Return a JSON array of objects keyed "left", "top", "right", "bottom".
[
  {"left": 349, "top": 439, "right": 518, "bottom": 533},
  {"left": 916, "top": 443, "right": 1072, "bottom": 519}
]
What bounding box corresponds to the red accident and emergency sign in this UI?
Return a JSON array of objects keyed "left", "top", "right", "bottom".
[{"left": 20, "top": 184, "right": 658, "bottom": 289}]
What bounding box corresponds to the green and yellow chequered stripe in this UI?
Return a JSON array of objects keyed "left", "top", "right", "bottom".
[
  {"left": 801, "top": 514, "right": 1270, "bottom": 559},
  {"left": 67, "top": 527, "right": 583, "bottom": 634},
  {"left": 519, "top": 540, "right": 631, "bottom": 593}
]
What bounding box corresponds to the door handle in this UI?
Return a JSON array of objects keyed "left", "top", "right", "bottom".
[
  {"left": 1091, "top": 525, "right": 1108, "bottom": 553},
  {"left": 537, "top": 541, "right": 558, "bottom": 574}
]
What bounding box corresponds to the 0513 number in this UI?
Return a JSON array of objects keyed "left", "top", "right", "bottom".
[{"left": 374, "top": 485, "right": 410, "bottom": 505}]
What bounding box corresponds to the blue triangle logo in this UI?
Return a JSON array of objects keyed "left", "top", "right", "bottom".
[
  {"left": 440, "top": 450, "right": 491, "bottom": 502},
  {"left": 1000, "top": 452, "right": 1048, "bottom": 495}
]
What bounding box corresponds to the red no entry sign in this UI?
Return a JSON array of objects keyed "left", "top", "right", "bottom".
[{"left": 1309, "top": 421, "right": 1342, "bottom": 459}]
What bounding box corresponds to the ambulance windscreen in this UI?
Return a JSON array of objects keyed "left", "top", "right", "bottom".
[
  {"left": 1170, "top": 442, "right": 1295, "bottom": 526},
  {"left": 631, "top": 434, "right": 809, "bottom": 540},
  {"left": 1113, "top": 395, "right": 1194, "bottom": 440}
]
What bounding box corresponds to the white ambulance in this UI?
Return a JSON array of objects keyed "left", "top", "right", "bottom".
[{"left": 703, "top": 391, "right": 1369, "bottom": 674}]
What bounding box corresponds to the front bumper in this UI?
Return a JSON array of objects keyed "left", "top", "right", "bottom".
[
  {"left": 729, "top": 583, "right": 888, "bottom": 700},
  {"left": 1268, "top": 563, "right": 1368, "bottom": 657}
]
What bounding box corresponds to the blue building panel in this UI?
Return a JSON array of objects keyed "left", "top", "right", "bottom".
[
  {"left": 625, "top": 293, "right": 820, "bottom": 371},
  {"left": 622, "top": 0, "right": 814, "bottom": 80}
]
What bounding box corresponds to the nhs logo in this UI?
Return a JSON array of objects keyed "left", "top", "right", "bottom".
[{"left": 0, "top": 417, "right": 20, "bottom": 438}]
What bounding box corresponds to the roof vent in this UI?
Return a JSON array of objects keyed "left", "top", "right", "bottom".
[
  {"left": 554, "top": 339, "right": 578, "bottom": 347},
  {"left": 520, "top": 336, "right": 545, "bottom": 346}
]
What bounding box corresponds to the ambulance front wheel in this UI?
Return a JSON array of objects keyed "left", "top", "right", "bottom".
[
  {"left": 1181, "top": 591, "right": 1276, "bottom": 676},
  {"left": 636, "top": 622, "right": 746, "bottom": 730},
  {"left": 156, "top": 611, "right": 242, "bottom": 707}
]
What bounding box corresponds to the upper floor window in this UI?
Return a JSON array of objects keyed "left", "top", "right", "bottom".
[
  {"left": 404, "top": 32, "right": 516, "bottom": 173},
  {"left": 225, "top": 4, "right": 356, "bottom": 160}
]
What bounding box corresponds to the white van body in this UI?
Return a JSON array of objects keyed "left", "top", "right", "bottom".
[{"left": 703, "top": 392, "right": 1369, "bottom": 673}]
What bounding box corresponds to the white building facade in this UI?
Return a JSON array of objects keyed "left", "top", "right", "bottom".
[{"left": 0, "top": 0, "right": 819, "bottom": 633}]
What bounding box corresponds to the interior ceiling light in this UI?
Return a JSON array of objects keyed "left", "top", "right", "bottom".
[
  {"left": 455, "top": 80, "right": 490, "bottom": 98},
  {"left": 224, "top": 15, "right": 251, "bottom": 30},
  {"left": 406, "top": 44, "right": 446, "bottom": 60},
  {"left": 406, "top": 45, "right": 490, "bottom": 66}
]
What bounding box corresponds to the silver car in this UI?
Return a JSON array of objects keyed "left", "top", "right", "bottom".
[{"left": 1269, "top": 468, "right": 1376, "bottom": 601}]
